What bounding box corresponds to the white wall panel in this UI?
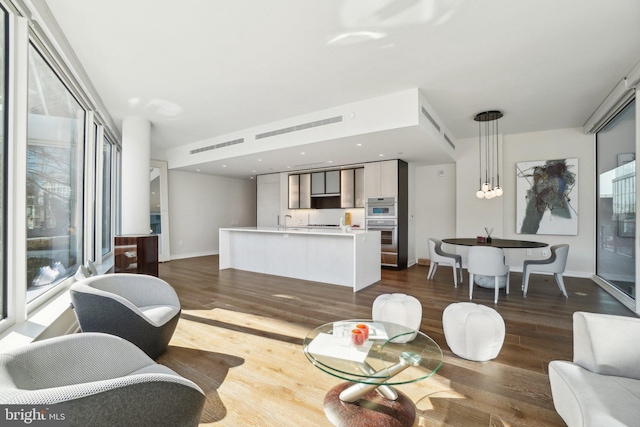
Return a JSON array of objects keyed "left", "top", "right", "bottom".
[{"left": 168, "top": 170, "right": 256, "bottom": 259}]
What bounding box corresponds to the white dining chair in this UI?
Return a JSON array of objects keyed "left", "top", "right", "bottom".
[
  {"left": 467, "top": 246, "right": 509, "bottom": 304},
  {"left": 427, "top": 238, "right": 463, "bottom": 287},
  {"left": 522, "top": 244, "right": 570, "bottom": 298}
]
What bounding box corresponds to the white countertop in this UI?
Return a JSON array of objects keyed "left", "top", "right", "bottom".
[{"left": 219, "top": 226, "right": 371, "bottom": 236}]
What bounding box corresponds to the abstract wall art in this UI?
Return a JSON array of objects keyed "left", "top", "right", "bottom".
[{"left": 516, "top": 158, "right": 578, "bottom": 235}]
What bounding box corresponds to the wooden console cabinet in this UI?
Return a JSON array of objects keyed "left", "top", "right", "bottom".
[{"left": 114, "top": 234, "right": 159, "bottom": 276}]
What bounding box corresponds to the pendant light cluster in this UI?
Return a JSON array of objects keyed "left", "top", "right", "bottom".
[{"left": 474, "top": 110, "right": 503, "bottom": 199}]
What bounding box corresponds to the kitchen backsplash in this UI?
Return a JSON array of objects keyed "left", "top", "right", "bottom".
[{"left": 287, "top": 208, "right": 365, "bottom": 228}]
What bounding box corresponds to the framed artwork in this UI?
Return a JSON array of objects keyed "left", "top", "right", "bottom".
[{"left": 516, "top": 158, "right": 578, "bottom": 235}]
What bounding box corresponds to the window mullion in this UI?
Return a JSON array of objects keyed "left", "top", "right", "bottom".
[{"left": 4, "top": 13, "right": 28, "bottom": 325}]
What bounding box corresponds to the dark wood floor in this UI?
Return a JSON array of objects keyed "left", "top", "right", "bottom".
[{"left": 156, "top": 256, "right": 635, "bottom": 427}]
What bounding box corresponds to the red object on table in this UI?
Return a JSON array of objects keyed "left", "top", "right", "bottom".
[
  {"left": 356, "top": 323, "right": 369, "bottom": 340},
  {"left": 351, "top": 329, "right": 365, "bottom": 346}
]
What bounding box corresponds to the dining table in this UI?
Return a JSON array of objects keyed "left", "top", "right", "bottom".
[
  {"left": 441, "top": 238, "right": 547, "bottom": 249},
  {"left": 441, "top": 238, "right": 547, "bottom": 288}
]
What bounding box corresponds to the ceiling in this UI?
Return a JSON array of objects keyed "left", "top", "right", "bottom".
[{"left": 42, "top": 0, "right": 640, "bottom": 178}]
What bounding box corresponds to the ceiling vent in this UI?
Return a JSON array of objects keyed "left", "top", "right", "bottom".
[
  {"left": 255, "top": 115, "right": 343, "bottom": 140},
  {"left": 291, "top": 162, "right": 327, "bottom": 169},
  {"left": 421, "top": 106, "right": 440, "bottom": 132},
  {"left": 444, "top": 133, "right": 455, "bottom": 149},
  {"left": 190, "top": 138, "right": 244, "bottom": 155}
]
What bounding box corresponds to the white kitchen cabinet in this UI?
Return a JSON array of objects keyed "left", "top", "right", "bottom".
[
  {"left": 380, "top": 160, "right": 398, "bottom": 197},
  {"left": 364, "top": 160, "right": 398, "bottom": 198},
  {"left": 364, "top": 162, "right": 379, "bottom": 197},
  {"left": 341, "top": 169, "right": 354, "bottom": 208},
  {"left": 311, "top": 170, "right": 340, "bottom": 196},
  {"left": 288, "top": 174, "right": 300, "bottom": 209},
  {"left": 311, "top": 172, "right": 325, "bottom": 195},
  {"left": 258, "top": 173, "right": 282, "bottom": 227},
  {"left": 354, "top": 167, "right": 365, "bottom": 207},
  {"left": 341, "top": 167, "right": 365, "bottom": 208},
  {"left": 288, "top": 173, "right": 312, "bottom": 209},
  {"left": 325, "top": 170, "right": 340, "bottom": 194},
  {"left": 299, "top": 173, "right": 311, "bottom": 209}
]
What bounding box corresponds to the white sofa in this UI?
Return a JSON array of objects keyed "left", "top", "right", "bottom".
[{"left": 548, "top": 311, "right": 640, "bottom": 427}]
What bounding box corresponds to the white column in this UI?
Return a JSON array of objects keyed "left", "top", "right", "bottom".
[{"left": 121, "top": 117, "right": 151, "bottom": 234}]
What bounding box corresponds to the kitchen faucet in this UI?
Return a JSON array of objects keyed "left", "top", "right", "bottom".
[{"left": 284, "top": 215, "right": 292, "bottom": 229}]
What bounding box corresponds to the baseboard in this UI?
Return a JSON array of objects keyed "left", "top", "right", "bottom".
[{"left": 170, "top": 250, "right": 219, "bottom": 260}]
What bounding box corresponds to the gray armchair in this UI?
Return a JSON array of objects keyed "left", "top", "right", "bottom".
[
  {"left": 70, "top": 273, "right": 181, "bottom": 359},
  {"left": 522, "top": 244, "right": 569, "bottom": 298},
  {"left": 467, "top": 246, "right": 510, "bottom": 304},
  {"left": 0, "top": 333, "right": 205, "bottom": 427},
  {"left": 427, "top": 238, "right": 463, "bottom": 287}
]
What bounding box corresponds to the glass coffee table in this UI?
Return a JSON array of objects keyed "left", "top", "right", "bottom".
[{"left": 303, "top": 319, "right": 443, "bottom": 427}]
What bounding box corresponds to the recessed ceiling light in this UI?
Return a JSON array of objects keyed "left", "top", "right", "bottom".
[
  {"left": 328, "top": 160, "right": 333, "bottom": 163},
  {"left": 301, "top": 152, "right": 306, "bottom": 155},
  {"left": 250, "top": 176, "right": 254, "bottom": 180},
  {"left": 287, "top": 166, "right": 291, "bottom": 169},
  {"left": 379, "top": 154, "right": 384, "bottom": 157},
  {"left": 252, "top": 170, "right": 256, "bottom": 173},
  {"left": 196, "top": 169, "right": 200, "bottom": 172},
  {"left": 257, "top": 159, "right": 262, "bottom": 162},
  {"left": 222, "top": 164, "right": 227, "bottom": 167},
  {"left": 357, "top": 144, "right": 362, "bottom": 147}
]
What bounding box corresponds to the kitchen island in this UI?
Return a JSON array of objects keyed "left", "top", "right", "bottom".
[{"left": 219, "top": 227, "right": 381, "bottom": 292}]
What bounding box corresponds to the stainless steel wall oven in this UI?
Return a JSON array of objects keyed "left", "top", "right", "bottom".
[
  {"left": 365, "top": 160, "right": 408, "bottom": 270},
  {"left": 366, "top": 218, "right": 398, "bottom": 267},
  {"left": 366, "top": 197, "right": 399, "bottom": 267}
]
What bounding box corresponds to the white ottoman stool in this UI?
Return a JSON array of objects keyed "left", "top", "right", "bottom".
[
  {"left": 442, "top": 302, "right": 505, "bottom": 361},
  {"left": 372, "top": 293, "right": 422, "bottom": 343}
]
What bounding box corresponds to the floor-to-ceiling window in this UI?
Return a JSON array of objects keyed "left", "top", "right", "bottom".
[
  {"left": 0, "top": 6, "right": 7, "bottom": 320},
  {"left": 26, "top": 43, "right": 85, "bottom": 302},
  {"left": 102, "top": 135, "right": 113, "bottom": 257},
  {"left": 597, "top": 99, "right": 636, "bottom": 299},
  {"left": 0, "top": 2, "right": 121, "bottom": 336}
]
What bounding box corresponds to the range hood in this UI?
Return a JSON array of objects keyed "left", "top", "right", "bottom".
[
  {"left": 311, "top": 196, "right": 341, "bottom": 209},
  {"left": 311, "top": 193, "right": 340, "bottom": 197}
]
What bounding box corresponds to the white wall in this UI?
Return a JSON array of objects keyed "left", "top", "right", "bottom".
[
  {"left": 455, "top": 135, "right": 506, "bottom": 239},
  {"left": 168, "top": 170, "right": 256, "bottom": 259},
  {"left": 451, "top": 127, "right": 594, "bottom": 276},
  {"left": 413, "top": 163, "right": 457, "bottom": 261},
  {"left": 501, "top": 128, "right": 595, "bottom": 276}
]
